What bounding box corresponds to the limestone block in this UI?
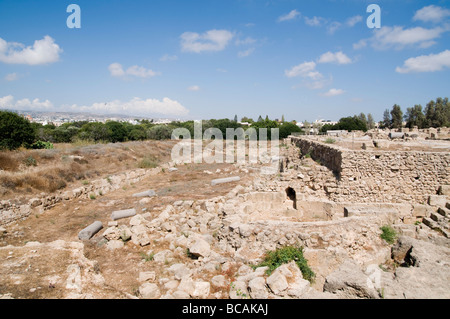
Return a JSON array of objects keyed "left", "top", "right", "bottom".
[{"left": 78, "top": 221, "right": 103, "bottom": 240}]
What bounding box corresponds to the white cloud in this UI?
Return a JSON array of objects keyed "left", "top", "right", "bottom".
[
  {"left": 353, "top": 39, "right": 368, "bottom": 50},
  {"left": 304, "top": 16, "right": 324, "bottom": 26},
  {"left": 108, "top": 63, "right": 160, "bottom": 79},
  {"left": 396, "top": 50, "right": 450, "bottom": 73},
  {"left": 285, "top": 61, "right": 322, "bottom": 79},
  {"left": 346, "top": 15, "right": 363, "bottom": 27},
  {"left": 180, "top": 29, "right": 234, "bottom": 53},
  {"left": 0, "top": 95, "right": 53, "bottom": 110},
  {"left": 0, "top": 95, "right": 189, "bottom": 117},
  {"left": 278, "top": 10, "right": 300, "bottom": 22},
  {"left": 318, "top": 51, "right": 352, "bottom": 64},
  {"left": 72, "top": 97, "right": 189, "bottom": 117},
  {"left": 160, "top": 54, "right": 178, "bottom": 62},
  {"left": 364, "top": 25, "right": 447, "bottom": 50},
  {"left": 188, "top": 85, "right": 200, "bottom": 91},
  {"left": 238, "top": 48, "right": 254, "bottom": 58},
  {"left": 413, "top": 5, "right": 450, "bottom": 23},
  {"left": 323, "top": 88, "right": 345, "bottom": 97},
  {"left": 327, "top": 21, "right": 342, "bottom": 35},
  {"left": 0, "top": 36, "right": 62, "bottom": 65},
  {"left": 126, "top": 65, "right": 159, "bottom": 78},
  {"left": 4, "top": 73, "right": 19, "bottom": 81},
  {"left": 235, "top": 37, "right": 256, "bottom": 46}
]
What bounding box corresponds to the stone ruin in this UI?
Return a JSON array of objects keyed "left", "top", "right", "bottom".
[{"left": 0, "top": 133, "right": 449, "bottom": 299}]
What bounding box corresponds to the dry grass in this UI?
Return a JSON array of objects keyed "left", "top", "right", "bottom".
[{"left": 0, "top": 140, "right": 176, "bottom": 200}]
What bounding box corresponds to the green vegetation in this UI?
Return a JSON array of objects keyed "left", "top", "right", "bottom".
[
  {"left": 23, "top": 155, "right": 37, "bottom": 167},
  {"left": 324, "top": 138, "right": 336, "bottom": 144},
  {"left": 0, "top": 111, "right": 35, "bottom": 150},
  {"left": 138, "top": 155, "right": 159, "bottom": 168},
  {"left": 140, "top": 251, "right": 154, "bottom": 262},
  {"left": 383, "top": 97, "right": 449, "bottom": 129},
  {"left": 252, "top": 246, "right": 315, "bottom": 283},
  {"left": 321, "top": 116, "right": 368, "bottom": 133},
  {"left": 1, "top": 97, "right": 448, "bottom": 151},
  {"left": 380, "top": 225, "right": 397, "bottom": 245}
]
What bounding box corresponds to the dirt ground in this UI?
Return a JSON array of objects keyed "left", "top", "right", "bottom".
[{"left": 0, "top": 140, "right": 258, "bottom": 298}]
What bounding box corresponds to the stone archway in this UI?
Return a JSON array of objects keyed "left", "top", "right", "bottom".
[{"left": 285, "top": 187, "right": 297, "bottom": 210}]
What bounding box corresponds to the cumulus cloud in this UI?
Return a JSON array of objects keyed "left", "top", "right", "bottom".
[
  {"left": 323, "top": 88, "right": 345, "bottom": 97},
  {"left": 238, "top": 48, "right": 254, "bottom": 58},
  {"left": 160, "top": 54, "right": 178, "bottom": 62},
  {"left": 278, "top": 9, "right": 301, "bottom": 22},
  {"left": 318, "top": 51, "right": 352, "bottom": 64},
  {"left": 0, "top": 95, "right": 189, "bottom": 117},
  {"left": 71, "top": 97, "right": 189, "bottom": 117},
  {"left": 346, "top": 15, "right": 363, "bottom": 27},
  {"left": 396, "top": 50, "right": 450, "bottom": 73},
  {"left": 355, "top": 25, "right": 448, "bottom": 50},
  {"left": 108, "top": 63, "right": 160, "bottom": 79},
  {"left": 327, "top": 21, "right": 342, "bottom": 35},
  {"left": 285, "top": 61, "right": 322, "bottom": 79},
  {"left": 0, "top": 95, "right": 53, "bottom": 110},
  {"left": 180, "top": 29, "right": 234, "bottom": 53},
  {"left": 304, "top": 16, "right": 325, "bottom": 26},
  {"left": 413, "top": 5, "right": 450, "bottom": 23},
  {"left": 0, "top": 36, "right": 62, "bottom": 65}
]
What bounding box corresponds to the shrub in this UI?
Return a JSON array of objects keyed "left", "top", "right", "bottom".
[
  {"left": 23, "top": 156, "right": 37, "bottom": 167},
  {"left": 138, "top": 155, "right": 159, "bottom": 168},
  {"left": 380, "top": 225, "right": 397, "bottom": 244},
  {"left": 252, "top": 246, "right": 315, "bottom": 283},
  {"left": 0, "top": 111, "right": 36, "bottom": 150},
  {"left": 29, "top": 140, "right": 54, "bottom": 149},
  {"left": 324, "top": 138, "right": 336, "bottom": 144}
]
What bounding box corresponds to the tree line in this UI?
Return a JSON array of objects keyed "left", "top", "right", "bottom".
[
  {"left": 320, "top": 97, "right": 449, "bottom": 133},
  {"left": 382, "top": 97, "right": 450, "bottom": 129},
  {"left": 0, "top": 111, "right": 302, "bottom": 151}
]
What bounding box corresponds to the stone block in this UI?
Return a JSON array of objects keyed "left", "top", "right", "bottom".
[
  {"left": 111, "top": 208, "right": 137, "bottom": 221},
  {"left": 132, "top": 190, "right": 156, "bottom": 198},
  {"left": 78, "top": 221, "right": 103, "bottom": 240},
  {"left": 211, "top": 176, "right": 241, "bottom": 186}
]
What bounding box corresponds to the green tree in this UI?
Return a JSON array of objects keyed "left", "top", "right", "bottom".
[
  {"left": 251, "top": 119, "right": 279, "bottom": 140},
  {"left": 382, "top": 109, "right": 391, "bottom": 129},
  {"left": 78, "top": 122, "right": 112, "bottom": 142},
  {"left": 390, "top": 104, "right": 403, "bottom": 129},
  {"left": 367, "top": 113, "right": 375, "bottom": 130},
  {"left": 335, "top": 116, "right": 367, "bottom": 132},
  {"left": 128, "top": 125, "right": 147, "bottom": 141},
  {"left": 279, "top": 122, "right": 302, "bottom": 138},
  {"left": 105, "top": 121, "right": 127, "bottom": 143},
  {"left": 0, "top": 111, "right": 36, "bottom": 150},
  {"left": 147, "top": 125, "right": 172, "bottom": 140},
  {"left": 240, "top": 116, "right": 254, "bottom": 124},
  {"left": 433, "top": 97, "right": 448, "bottom": 127},
  {"left": 404, "top": 105, "right": 426, "bottom": 129},
  {"left": 358, "top": 113, "right": 367, "bottom": 127}
]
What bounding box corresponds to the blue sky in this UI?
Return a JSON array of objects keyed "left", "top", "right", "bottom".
[{"left": 1, "top": 0, "right": 449, "bottom": 122}]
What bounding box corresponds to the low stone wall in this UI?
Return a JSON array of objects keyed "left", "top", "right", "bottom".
[
  {"left": 292, "top": 137, "right": 342, "bottom": 175},
  {"left": 291, "top": 136, "right": 450, "bottom": 203},
  {"left": 0, "top": 166, "right": 163, "bottom": 226}
]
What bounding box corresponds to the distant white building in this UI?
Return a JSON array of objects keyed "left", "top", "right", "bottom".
[{"left": 315, "top": 119, "right": 338, "bottom": 126}]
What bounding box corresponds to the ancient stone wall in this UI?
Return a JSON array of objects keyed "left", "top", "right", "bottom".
[
  {"left": 0, "top": 166, "right": 163, "bottom": 226},
  {"left": 291, "top": 137, "right": 450, "bottom": 203}
]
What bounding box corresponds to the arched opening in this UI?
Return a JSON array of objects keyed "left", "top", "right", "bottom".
[{"left": 285, "top": 187, "right": 297, "bottom": 210}]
